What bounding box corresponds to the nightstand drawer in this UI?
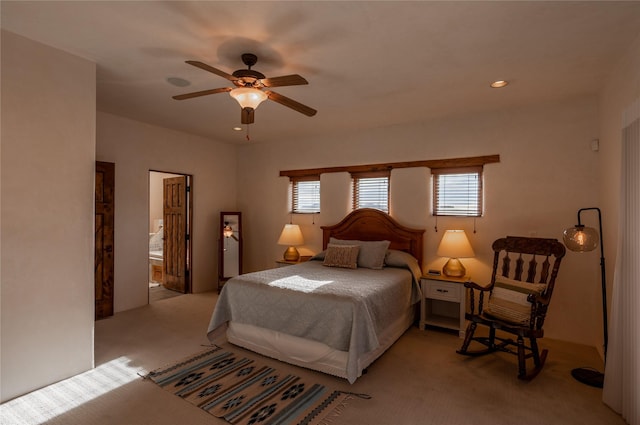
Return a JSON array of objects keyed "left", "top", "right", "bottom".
[
  {"left": 420, "top": 276, "right": 467, "bottom": 337},
  {"left": 425, "top": 280, "right": 461, "bottom": 302}
]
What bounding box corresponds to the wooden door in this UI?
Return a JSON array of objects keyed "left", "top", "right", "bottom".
[
  {"left": 163, "top": 176, "right": 189, "bottom": 293},
  {"left": 95, "top": 161, "right": 115, "bottom": 320}
]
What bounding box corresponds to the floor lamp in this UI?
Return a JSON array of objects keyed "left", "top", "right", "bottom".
[{"left": 562, "top": 207, "right": 607, "bottom": 388}]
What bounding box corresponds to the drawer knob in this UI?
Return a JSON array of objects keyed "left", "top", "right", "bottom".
[{"left": 436, "top": 289, "right": 449, "bottom": 293}]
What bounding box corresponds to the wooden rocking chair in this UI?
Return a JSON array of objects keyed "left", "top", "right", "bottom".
[{"left": 457, "top": 236, "right": 566, "bottom": 380}]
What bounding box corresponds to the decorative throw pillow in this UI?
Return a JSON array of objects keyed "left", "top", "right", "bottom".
[
  {"left": 329, "top": 238, "right": 390, "bottom": 269},
  {"left": 484, "top": 277, "right": 547, "bottom": 326},
  {"left": 323, "top": 244, "right": 360, "bottom": 269}
]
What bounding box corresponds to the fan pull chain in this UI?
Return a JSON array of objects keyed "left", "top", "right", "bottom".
[{"left": 246, "top": 124, "right": 251, "bottom": 141}]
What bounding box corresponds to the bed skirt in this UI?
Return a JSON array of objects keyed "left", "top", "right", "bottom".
[{"left": 224, "top": 305, "right": 417, "bottom": 383}]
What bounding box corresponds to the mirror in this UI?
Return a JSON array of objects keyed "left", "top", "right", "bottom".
[{"left": 218, "top": 211, "right": 242, "bottom": 292}]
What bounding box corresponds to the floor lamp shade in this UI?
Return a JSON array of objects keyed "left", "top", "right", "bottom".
[
  {"left": 563, "top": 225, "right": 599, "bottom": 252},
  {"left": 277, "top": 224, "right": 304, "bottom": 261},
  {"left": 437, "top": 230, "right": 475, "bottom": 277}
]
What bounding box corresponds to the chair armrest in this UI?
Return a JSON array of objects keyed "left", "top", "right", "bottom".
[
  {"left": 464, "top": 281, "right": 492, "bottom": 316},
  {"left": 463, "top": 280, "right": 491, "bottom": 291},
  {"left": 527, "top": 293, "right": 551, "bottom": 306}
]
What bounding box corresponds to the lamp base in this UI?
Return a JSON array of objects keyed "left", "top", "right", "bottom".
[
  {"left": 283, "top": 246, "right": 300, "bottom": 262},
  {"left": 571, "top": 367, "right": 604, "bottom": 388},
  {"left": 442, "top": 258, "right": 466, "bottom": 277}
]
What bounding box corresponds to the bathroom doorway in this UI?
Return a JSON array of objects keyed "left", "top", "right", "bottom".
[{"left": 148, "top": 170, "right": 193, "bottom": 303}]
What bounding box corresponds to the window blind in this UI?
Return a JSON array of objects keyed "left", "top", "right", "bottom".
[
  {"left": 351, "top": 171, "right": 390, "bottom": 213},
  {"left": 432, "top": 166, "right": 482, "bottom": 217},
  {"left": 291, "top": 176, "right": 320, "bottom": 213}
]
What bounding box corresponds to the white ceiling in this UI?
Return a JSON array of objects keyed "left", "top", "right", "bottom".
[{"left": 2, "top": 1, "right": 640, "bottom": 144}]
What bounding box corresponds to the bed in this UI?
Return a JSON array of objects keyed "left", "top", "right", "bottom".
[{"left": 207, "top": 209, "right": 425, "bottom": 383}]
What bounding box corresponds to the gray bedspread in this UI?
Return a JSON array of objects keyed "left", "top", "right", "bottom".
[{"left": 207, "top": 259, "right": 421, "bottom": 382}]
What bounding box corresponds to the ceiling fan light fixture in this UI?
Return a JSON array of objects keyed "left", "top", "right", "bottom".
[{"left": 230, "top": 87, "right": 268, "bottom": 109}]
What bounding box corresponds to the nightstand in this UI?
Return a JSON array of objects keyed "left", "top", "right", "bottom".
[
  {"left": 275, "top": 256, "right": 311, "bottom": 268},
  {"left": 420, "top": 274, "right": 467, "bottom": 337}
]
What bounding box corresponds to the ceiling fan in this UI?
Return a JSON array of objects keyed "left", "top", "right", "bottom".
[{"left": 173, "top": 53, "right": 317, "bottom": 124}]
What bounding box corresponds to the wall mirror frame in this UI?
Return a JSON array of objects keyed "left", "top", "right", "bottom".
[{"left": 218, "top": 211, "right": 242, "bottom": 292}]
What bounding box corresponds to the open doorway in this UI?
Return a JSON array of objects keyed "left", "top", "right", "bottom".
[{"left": 148, "top": 170, "right": 192, "bottom": 303}]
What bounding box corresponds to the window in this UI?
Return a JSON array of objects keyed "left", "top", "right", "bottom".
[
  {"left": 351, "top": 171, "right": 390, "bottom": 213},
  {"left": 290, "top": 176, "right": 320, "bottom": 213},
  {"left": 432, "top": 166, "right": 482, "bottom": 216}
]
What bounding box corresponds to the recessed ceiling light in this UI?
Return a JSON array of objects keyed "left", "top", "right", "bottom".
[
  {"left": 233, "top": 127, "right": 242, "bottom": 131},
  {"left": 490, "top": 80, "right": 509, "bottom": 88},
  {"left": 166, "top": 77, "right": 191, "bottom": 87}
]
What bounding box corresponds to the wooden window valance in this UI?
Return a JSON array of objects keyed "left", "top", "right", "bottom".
[
  {"left": 279, "top": 154, "right": 500, "bottom": 178},
  {"left": 289, "top": 174, "right": 321, "bottom": 182}
]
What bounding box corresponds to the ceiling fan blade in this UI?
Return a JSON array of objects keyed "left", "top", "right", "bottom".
[
  {"left": 241, "top": 107, "right": 255, "bottom": 124},
  {"left": 172, "top": 87, "right": 232, "bottom": 100},
  {"left": 265, "top": 91, "right": 317, "bottom": 117},
  {"left": 185, "top": 60, "right": 237, "bottom": 82},
  {"left": 260, "top": 74, "right": 308, "bottom": 87}
]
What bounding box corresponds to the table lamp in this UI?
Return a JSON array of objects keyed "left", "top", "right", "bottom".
[
  {"left": 436, "top": 230, "right": 475, "bottom": 277},
  {"left": 277, "top": 224, "right": 304, "bottom": 261}
]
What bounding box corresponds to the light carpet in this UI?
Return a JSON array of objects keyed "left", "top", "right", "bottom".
[{"left": 0, "top": 292, "right": 624, "bottom": 425}]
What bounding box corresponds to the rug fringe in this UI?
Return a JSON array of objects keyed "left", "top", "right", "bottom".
[
  {"left": 143, "top": 346, "right": 222, "bottom": 379},
  {"left": 315, "top": 391, "right": 371, "bottom": 424},
  {"left": 339, "top": 391, "right": 371, "bottom": 399},
  {"left": 316, "top": 395, "right": 353, "bottom": 425}
]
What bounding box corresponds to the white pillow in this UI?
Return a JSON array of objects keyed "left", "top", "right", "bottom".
[
  {"left": 149, "top": 228, "right": 163, "bottom": 251},
  {"left": 384, "top": 249, "right": 418, "bottom": 268}
]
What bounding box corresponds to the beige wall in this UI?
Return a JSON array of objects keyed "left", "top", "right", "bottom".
[
  {"left": 96, "top": 112, "right": 237, "bottom": 312},
  {"left": 238, "top": 96, "right": 602, "bottom": 347},
  {"left": 0, "top": 31, "right": 96, "bottom": 402},
  {"left": 598, "top": 33, "right": 640, "bottom": 357}
]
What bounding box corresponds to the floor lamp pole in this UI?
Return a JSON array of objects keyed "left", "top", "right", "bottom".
[
  {"left": 579, "top": 207, "right": 608, "bottom": 359},
  {"left": 569, "top": 207, "right": 608, "bottom": 388}
]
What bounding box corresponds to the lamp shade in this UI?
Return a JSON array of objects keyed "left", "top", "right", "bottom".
[
  {"left": 229, "top": 87, "right": 268, "bottom": 109},
  {"left": 563, "top": 225, "right": 599, "bottom": 252},
  {"left": 277, "top": 224, "right": 304, "bottom": 246},
  {"left": 436, "top": 230, "right": 475, "bottom": 258}
]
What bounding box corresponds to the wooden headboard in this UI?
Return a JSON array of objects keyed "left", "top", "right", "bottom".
[{"left": 321, "top": 208, "right": 425, "bottom": 268}]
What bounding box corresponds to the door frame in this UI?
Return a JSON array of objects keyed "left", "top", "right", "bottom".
[{"left": 148, "top": 170, "right": 193, "bottom": 297}]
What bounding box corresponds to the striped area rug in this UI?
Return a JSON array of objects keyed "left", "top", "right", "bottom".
[{"left": 146, "top": 347, "right": 352, "bottom": 425}]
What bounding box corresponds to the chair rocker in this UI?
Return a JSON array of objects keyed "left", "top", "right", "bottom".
[{"left": 457, "top": 236, "right": 566, "bottom": 380}]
